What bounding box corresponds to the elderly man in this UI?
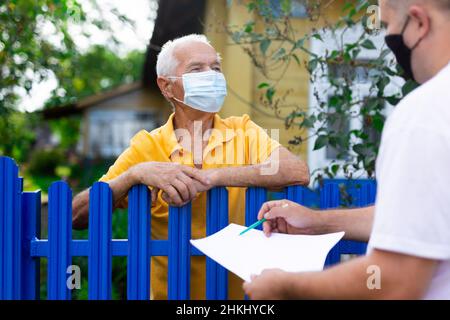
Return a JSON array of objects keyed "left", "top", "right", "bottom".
[
  {"left": 243, "top": 0, "right": 450, "bottom": 300},
  {"left": 72, "top": 34, "right": 310, "bottom": 299}
]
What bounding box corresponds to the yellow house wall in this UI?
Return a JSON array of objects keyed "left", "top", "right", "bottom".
[{"left": 205, "top": 0, "right": 346, "bottom": 160}]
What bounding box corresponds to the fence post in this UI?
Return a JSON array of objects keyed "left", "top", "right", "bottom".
[
  {"left": 127, "top": 184, "right": 151, "bottom": 300},
  {"left": 168, "top": 203, "right": 191, "bottom": 300},
  {"left": 206, "top": 187, "right": 228, "bottom": 300},
  {"left": 47, "top": 181, "right": 72, "bottom": 300},
  {"left": 245, "top": 187, "right": 267, "bottom": 228},
  {"left": 21, "top": 191, "right": 41, "bottom": 300},
  {"left": 320, "top": 182, "right": 341, "bottom": 266},
  {"left": 88, "top": 182, "right": 113, "bottom": 300},
  {"left": 0, "top": 156, "right": 22, "bottom": 300}
]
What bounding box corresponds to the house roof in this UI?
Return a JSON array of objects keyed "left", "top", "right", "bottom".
[{"left": 42, "top": 81, "right": 143, "bottom": 119}]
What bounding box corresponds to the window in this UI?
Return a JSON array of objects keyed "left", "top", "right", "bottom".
[
  {"left": 328, "top": 61, "right": 382, "bottom": 84},
  {"left": 325, "top": 99, "right": 351, "bottom": 161},
  {"left": 87, "top": 109, "right": 158, "bottom": 158}
]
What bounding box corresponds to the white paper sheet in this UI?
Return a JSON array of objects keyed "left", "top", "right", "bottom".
[{"left": 190, "top": 223, "right": 345, "bottom": 282}]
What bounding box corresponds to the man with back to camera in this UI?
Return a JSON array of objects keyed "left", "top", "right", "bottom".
[{"left": 243, "top": 0, "right": 450, "bottom": 299}]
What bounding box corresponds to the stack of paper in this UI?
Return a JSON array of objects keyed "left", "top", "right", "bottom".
[{"left": 190, "top": 223, "right": 345, "bottom": 282}]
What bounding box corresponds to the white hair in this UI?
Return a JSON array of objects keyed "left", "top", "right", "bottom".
[{"left": 156, "top": 34, "right": 221, "bottom": 77}]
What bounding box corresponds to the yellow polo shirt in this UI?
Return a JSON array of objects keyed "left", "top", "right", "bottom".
[{"left": 99, "top": 113, "right": 280, "bottom": 299}]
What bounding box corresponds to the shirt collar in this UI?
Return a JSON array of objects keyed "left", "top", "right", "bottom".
[
  {"left": 159, "top": 113, "right": 182, "bottom": 156},
  {"left": 160, "top": 113, "right": 236, "bottom": 158}
]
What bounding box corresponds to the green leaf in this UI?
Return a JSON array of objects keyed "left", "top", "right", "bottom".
[
  {"left": 281, "top": 0, "right": 292, "bottom": 15},
  {"left": 301, "top": 117, "right": 314, "bottom": 129},
  {"left": 380, "top": 49, "right": 391, "bottom": 60},
  {"left": 331, "top": 164, "right": 340, "bottom": 175},
  {"left": 352, "top": 48, "right": 361, "bottom": 59},
  {"left": 314, "top": 135, "right": 329, "bottom": 151},
  {"left": 292, "top": 53, "right": 301, "bottom": 65},
  {"left": 312, "top": 34, "right": 323, "bottom": 41},
  {"left": 353, "top": 144, "right": 366, "bottom": 156},
  {"left": 246, "top": 2, "right": 256, "bottom": 12},
  {"left": 308, "top": 59, "right": 318, "bottom": 73},
  {"left": 328, "top": 50, "right": 340, "bottom": 60},
  {"left": 361, "top": 39, "right": 376, "bottom": 50},
  {"left": 364, "top": 98, "right": 379, "bottom": 112},
  {"left": 272, "top": 47, "right": 286, "bottom": 61},
  {"left": 372, "top": 114, "right": 385, "bottom": 132},
  {"left": 260, "top": 39, "right": 271, "bottom": 56},
  {"left": 383, "top": 67, "right": 397, "bottom": 77},
  {"left": 385, "top": 95, "right": 400, "bottom": 106},
  {"left": 343, "top": 51, "right": 352, "bottom": 62},
  {"left": 265, "top": 87, "right": 276, "bottom": 103},
  {"left": 376, "top": 76, "right": 390, "bottom": 94},
  {"left": 295, "top": 38, "right": 305, "bottom": 49},
  {"left": 257, "top": 82, "right": 270, "bottom": 89},
  {"left": 329, "top": 96, "right": 340, "bottom": 107},
  {"left": 402, "top": 80, "right": 419, "bottom": 96},
  {"left": 244, "top": 21, "right": 255, "bottom": 33}
]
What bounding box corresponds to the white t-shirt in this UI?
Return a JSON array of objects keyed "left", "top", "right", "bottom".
[{"left": 368, "top": 62, "right": 450, "bottom": 299}]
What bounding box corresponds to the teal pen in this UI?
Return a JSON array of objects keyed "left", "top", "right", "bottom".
[{"left": 239, "top": 218, "right": 267, "bottom": 236}]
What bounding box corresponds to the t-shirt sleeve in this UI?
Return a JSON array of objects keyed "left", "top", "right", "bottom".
[
  {"left": 369, "top": 126, "right": 450, "bottom": 260},
  {"left": 242, "top": 115, "right": 281, "bottom": 164},
  {"left": 99, "top": 130, "right": 151, "bottom": 208}
]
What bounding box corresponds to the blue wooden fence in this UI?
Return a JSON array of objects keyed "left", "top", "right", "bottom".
[{"left": 0, "top": 156, "right": 376, "bottom": 300}]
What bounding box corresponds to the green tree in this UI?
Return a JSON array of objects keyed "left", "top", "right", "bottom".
[
  {"left": 0, "top": 0, "right": 144, "bottom": 161},
  {"left": 45, "top": 46, "right": 145, "bottom": 109},
  {"left": 229, "top": 0, "right": 418, "bottom": 181},
  {"left": 45, "top": 47, "right": 145, "bottom": 150}
]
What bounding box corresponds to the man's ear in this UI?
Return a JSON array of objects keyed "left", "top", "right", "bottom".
[
  {"left": 408, "top": 5, "right": 431, "bottom": 45},
  {"left": 157, "top": 76, "right": 174, "bottom": 99}
]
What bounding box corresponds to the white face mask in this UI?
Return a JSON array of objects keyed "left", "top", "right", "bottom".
[{"left": 169, "top": 70, "right": 227, "bottom": 113}]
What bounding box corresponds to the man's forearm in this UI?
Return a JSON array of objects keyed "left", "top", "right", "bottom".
[
  {"left": 210, "top": 154, "right": 309, "bottom": 189},
  {"left": 283, "top": 249, "right": 436, "bottom": 300},
  {"left": 106, "top": 167, "right": 141, "bottom": 207},
  {"left": 319, "top": 206, "right": 374, "bottom": 242},
  {"left": 210, "top": 164, "right": 283, "bottom": 188},
  {"left": 72, "top": 167, "right": 139, "bottom": 229},
  {"left": 285, "top": 256, "right": 375, "bottom": 299}
]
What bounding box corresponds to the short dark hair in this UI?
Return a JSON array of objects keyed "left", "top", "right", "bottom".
[
  {"left": 387, "top": 0, "right": 450, "bottom": 10},
  {"left": 435, "top": 0, "right": 450, "bottom": 10}
]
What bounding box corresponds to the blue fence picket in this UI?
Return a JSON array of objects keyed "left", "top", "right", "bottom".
[
  {"left": 321, "top": 182, "right": 341, "bottom": 266},
  {"left": 342, "top": 180, "right": 376, "bottom": 255},
  {"left": 245, "top": 187, "right": 267, "bottom": 228},
  {"left": 206, "top": 187, "right": 228, "bottom": 300},
  {"left": 88, "top": 182, "right": 113, "bottom": 300},
  {"left": 47, "top": 181, "right": 72, "bottom": 300},
  {"left": 168, "top": 202, "right": 192, "bottom": 300},
  {"left": 285, "top": 185, "right": 321, "bottom": 208},
  {"left": 321, "top": 180, "right": 376, "bottom": 265},
  {"left": 0, "top": 157, "right": 22, "bottom": 300},
  {"left": 21, "top": 191, "right": 41, "bottom": 300},
  {"left": 285, "top": 185, "right": 304, "bottom": 203},
  {"left": 127, "top": 184, "right": 151, "bottom": 300}
]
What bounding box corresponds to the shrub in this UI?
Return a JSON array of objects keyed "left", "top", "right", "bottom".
[{"left": 28, "top": 149, "right": 65, "bottom": 176}]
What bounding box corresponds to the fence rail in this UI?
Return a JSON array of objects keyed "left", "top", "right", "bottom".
[{"left": 0, "top": 156, "right": 376, "bottom": 300}]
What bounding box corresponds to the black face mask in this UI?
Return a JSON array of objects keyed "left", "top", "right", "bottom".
[{"left": 384, "top": 17, "right": 422, "bottom": 82}]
